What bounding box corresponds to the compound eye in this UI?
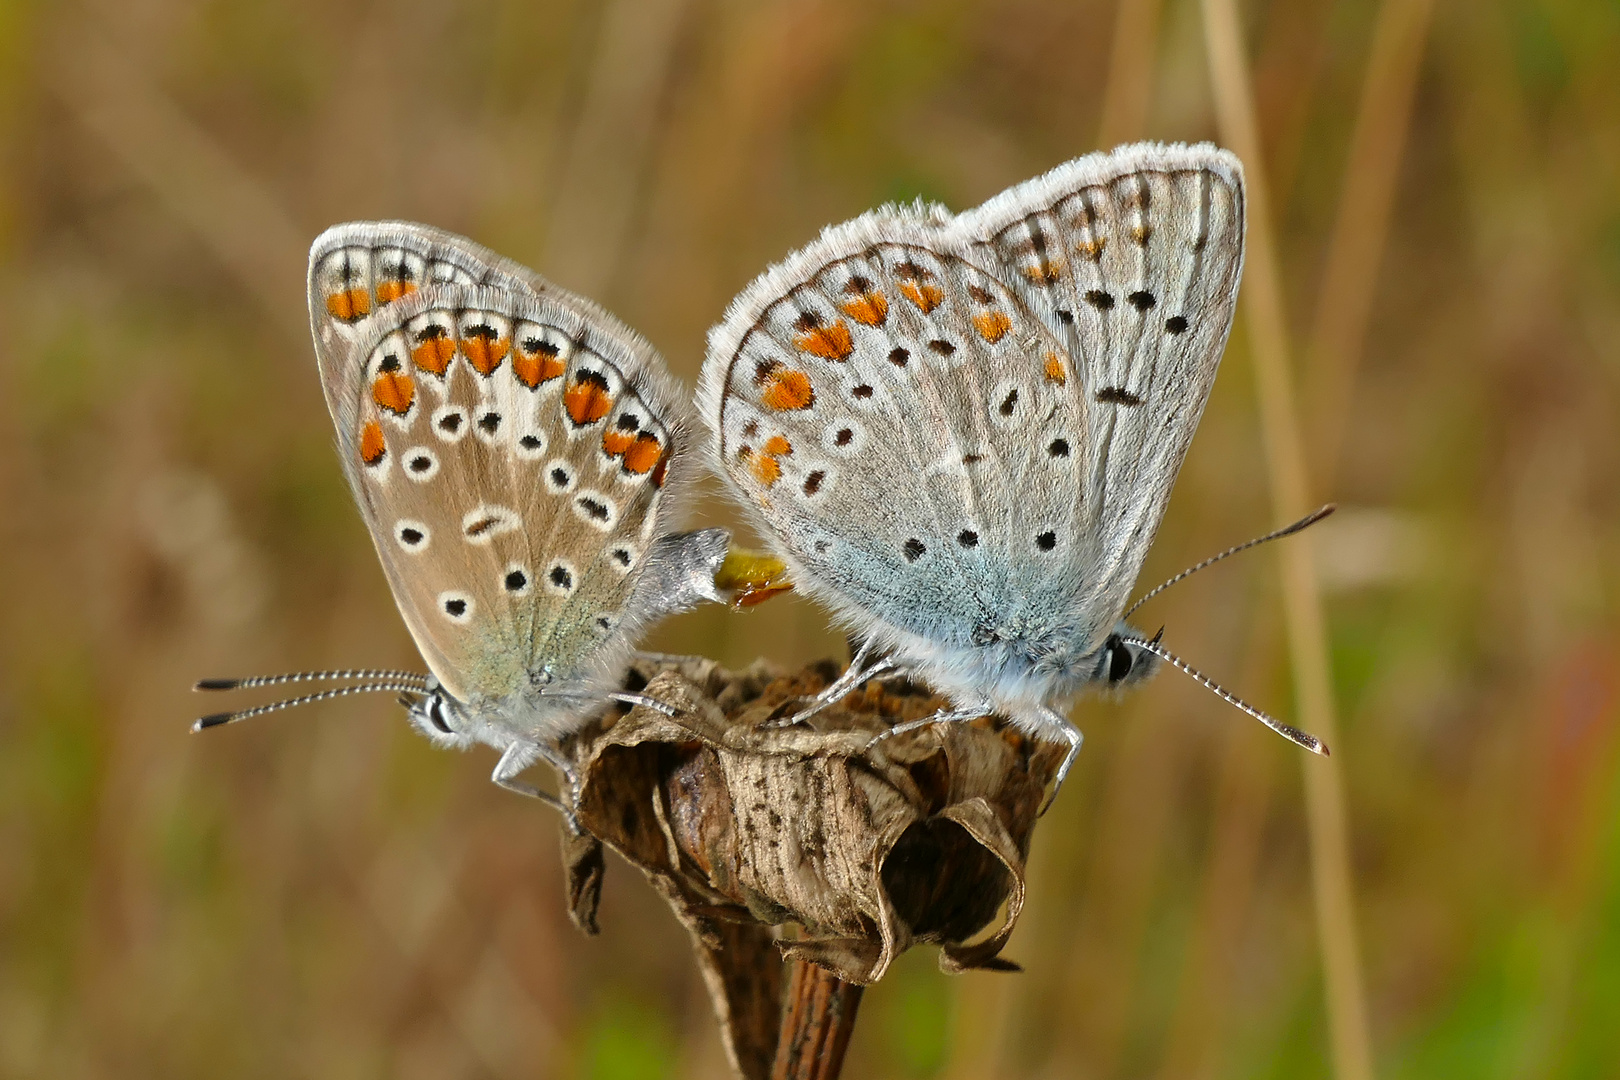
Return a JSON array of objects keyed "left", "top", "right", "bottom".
[
  {"left": 428, "top": 697, "right": 454, "bottom": 734},
  {"left": 1107, "top": 640, "right": 1134, "bottom": 683}
]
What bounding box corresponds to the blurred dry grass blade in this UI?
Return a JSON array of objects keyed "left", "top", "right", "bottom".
[
  {"left": 47, "top": 32, "right": 307, "bottom": 342},
  {"left": 1306, "top": 0, "right": 1437, "bottom": 482},
  {"left": 539, "top": 0, "right": 693, "bottom": 299},
  {"left": 559, "top": 657, "right": 1061, "bottom": 1080},
  {"left": 1096, "top": 0, "right": 1166, "bottom": 147},
  {"left": 1200, "top": 2, "right": 1375, "bottom": 1080}
]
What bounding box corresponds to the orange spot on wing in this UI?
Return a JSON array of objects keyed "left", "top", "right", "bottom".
[
  {"left": 602, "top": 429, "right": 636, "bottom": 457},
  {"left": 375, "top": 280, "right": 417, "bottom": 304},
  {"left": 512, "top": 344, "right": 565, "bottom": 388},
  {"left": 794, "top": 320, "right": 853, "bottom": 361},
  {"left": 840, "top": 290, "right": 888, "bottom": 327},
  {"left": 1023, "top": 259, "right": 1066, "bottom": 284},
  {"left": 1076, "top": 237, "right": 1106, "bottom": 261},
  {"left": 650, "top": 449, "right": 671, "bottom": 487},
  {"left": 761, "top": 368, "right": 815, "bottom": 411},
  {"left": 411, "top": 328, "right": 455, "bottom": 375},
  {"left": 371, "top": 370, "right": 416, "bottom": 415},
  {"left": 898, "top": 281, "right": 943, "bottom": 312},
  {"left": 1044, "top": 353, "right": 1068, "bottom": 385},
  {"left": 743, "top": 448, "right": 781, "bottom": 487},
  {"left": 622, "top": 433, "right": 663, "bottom": 475},
  {"left": 359, "top": 421, "right": 386, "bottom": 465},
  {"left": 762, "top": 435, "right": 792, "bottom": 457},
  {"left": 564, "top": 373, "right": 614, "bottom": 425},
  {"left": 973, "top": 311, "right": 1013, "bottom": 343},
  {"left": 461, "top": 331, "right": 510, "bottom": 376},
  {"left": 326, "top": 288, "right": 371, "bottom": 321}
]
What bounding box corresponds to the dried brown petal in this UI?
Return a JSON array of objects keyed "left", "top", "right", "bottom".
[{"left": 559, "top": 657, "right": 1061, "bottom": 1079}]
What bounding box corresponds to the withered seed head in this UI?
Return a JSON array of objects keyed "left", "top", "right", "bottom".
[{"left": 559, "top": 657, "right": 1061, "bottom": 1076}]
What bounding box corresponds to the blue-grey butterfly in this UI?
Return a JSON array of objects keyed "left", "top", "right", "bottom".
[
  {"left": 699, "top": 142, "right": 1327, "bottom": 797},
  {"left": 196, "top": 223, "right": 729, "bottom": 821}
]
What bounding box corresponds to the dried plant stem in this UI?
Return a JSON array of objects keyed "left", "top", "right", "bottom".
[
  {"left": 770, "top": 960, "right": 865, "bottom": 1080},
  {"left": 1199, "top": 4, "right": 1375, "bottom": 1080},
  {"left": 1307, "top": 0, "right": 1437, "bottom": 483},
  {"left": 540, "top": 0, "right": 693, "bottom": 300}
]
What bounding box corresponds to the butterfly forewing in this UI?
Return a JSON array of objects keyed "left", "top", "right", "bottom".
[
  {"left": 957, "top": 145, "right": 1245, "bottom": 623},
  {"left": 308, "top": 221, "right": 596, "bottom": 439},
  {"left": 347, "top": 284, "right": 678, "bottom": 704}
]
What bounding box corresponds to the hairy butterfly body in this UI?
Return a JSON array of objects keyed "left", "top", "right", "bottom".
[{"left": 702, "top": 143, "right": 1318, "bottom": 796}]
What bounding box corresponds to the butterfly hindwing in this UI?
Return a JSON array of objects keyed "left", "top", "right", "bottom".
[
  {"left": 344, "top": 283, "right": 685, "bottom": 706},
  {"left": 306, "top": 223, "right": 721, "bottom": 727},
  {"left": 703, "top": 217, "right": 1088, "bottom": 655}
]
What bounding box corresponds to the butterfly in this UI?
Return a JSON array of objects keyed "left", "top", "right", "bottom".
[
  {"left": 196, "top": 222, "right": 730, "bottom": 820},
  {"left": 699, "top": 142, "right": 1327, "bottom": 798}
]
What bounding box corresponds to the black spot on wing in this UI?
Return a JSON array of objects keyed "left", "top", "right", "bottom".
[{"left": 1095, "top": 387, "right": 1143, "bottom": 407}]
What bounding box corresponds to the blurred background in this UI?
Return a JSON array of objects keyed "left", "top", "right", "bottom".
[{"left": 1, "top": 0, "right": 1617, "bottom": 1076}]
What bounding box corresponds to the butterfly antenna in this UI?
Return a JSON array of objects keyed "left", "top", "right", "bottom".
[
  {"left": 1124, "top": 504, "right": 1336, "bottom": 621},
  {"left": 195, "top": 669, "right": 430, "bottom": 692},
  {"left": 1122, "top": 633, "right": 1329, "bottom": 756},
  {"left": 192, "top": 682, "right": 428, "bottom": 732}
]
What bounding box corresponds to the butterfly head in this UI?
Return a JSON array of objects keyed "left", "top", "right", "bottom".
[
  {"left": 1093, "top": 623, "right": 1162, "bottom": 692},
  {"left": 404, "top": 678, "right": 480, "bottom": 750}
]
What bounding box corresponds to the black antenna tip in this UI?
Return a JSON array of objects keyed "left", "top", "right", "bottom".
[
  {"left": 193, "top": 713, "right": 234, "bottom": 731},
  {"left": 1284, "top": 725, "right": 1331, "bottom": 756},
  {"left": 194, "top": 678, "right": 239, "bottom": 691}
]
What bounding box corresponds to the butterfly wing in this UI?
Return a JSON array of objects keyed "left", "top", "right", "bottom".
[
  {"left": 955, "top": 143, "right": 1245, "bottom": 629},
  {"left": 308, "top": 222, "right": 645, "bottom": 447},
  {"left": 307, "top": 224, "right": 720, "bottom": 713},
  {"left": 701, "top": 142, "right": 1243, "bottom": 697},
  {"left": 700, "top": 214, "right": 1089, "bottom": 662},
  {"left": 329, "top": 282, "right": 704, "bottom": 707}
]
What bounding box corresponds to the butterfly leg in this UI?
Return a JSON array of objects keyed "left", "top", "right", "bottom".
[
  {"left": 492, "top": 740, "right": 583, "bottom": 835},
  {"left": 606, "top": 690, "right": 681, "bottom": 717},
  {"left": 632, "top": 650, "right": 710, "bottom": 665},
  {"left": 538, "top": 687, "right": 684, "bottom": 719},
  {"left": 862, "top": 701, "right": 994, "bottom": 750},
  {"left": 1037, "top": 706, "right": 1085, "bottom": 816},
  {"left": 769, "top": 641, "right": 896, "bottom": 729}
]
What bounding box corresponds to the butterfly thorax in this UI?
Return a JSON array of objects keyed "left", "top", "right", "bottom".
[{"left": 886, "top": 614, "right": 1160, "bottom": 720}]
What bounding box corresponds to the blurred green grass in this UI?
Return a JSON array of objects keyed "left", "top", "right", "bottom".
[{"left": 0, "top": 0, "right": 1617, "bottom": 1077}]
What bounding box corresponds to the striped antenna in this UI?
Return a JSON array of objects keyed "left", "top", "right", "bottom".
[
  {"left": 1124, "top": 504, "right": 1336, "bottom": 620},
  {"left": 195, "top": 669, "right": 429, "bottom": 692},
  {"left": 192, "top": 682, "right": 426, "bottom": 732},
  {"left": 1122, "top": 633, "right": 1329, "bottom": 756}
]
